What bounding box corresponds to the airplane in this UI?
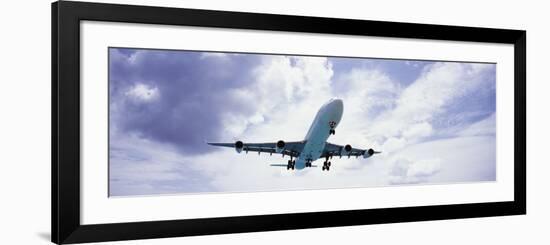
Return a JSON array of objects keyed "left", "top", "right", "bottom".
[{"left": 208, "top": 98, "right": 380, "bottom": 171}]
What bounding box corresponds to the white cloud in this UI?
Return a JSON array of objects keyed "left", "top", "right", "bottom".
[
  {"left": 387, "top": 135, "right": 495, "bottom": 185},
  {"left": 251, "top": 56, "right": 333, "bottom": 104},
  {"left": 125, "top": 83, "right": 159, "bottom": 102},
  {"left": 381, "top": 137, "right": 407, "bottom": 153},
  {"left": 458, "top": 113, "right": 496, "bottom": 136},
  {"left": 402, "top": 122, "right": 433, "bottom": 139},
  {"left": 109, "top": 133, "right": 196, "bottom": 196},
  {"left": 388, "top": 157, "right": 443, "bottom": 185},
  {"left": 389, "top": 158, "right": 433, "bottom": 184},
  {"left": 218, "top": 56, "right": 335, "bottom": 141},
  {"left": 368, "top": 63, "right": 494, "bottom": 151},
  {"left": 406, "top": 159, "right": 441, "bottom": 177},
  {"left": 335, "top": 68, "right": 399, "bottom": 133},
  {"left": 200, "top": 52, "right": 228, "bottom": 59},
  {"left": 337, "top": 68, "right": 399, "bottom": 110}
]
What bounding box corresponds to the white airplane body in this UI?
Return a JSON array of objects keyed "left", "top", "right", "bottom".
[
  {"left": 296, "top": 98, "right": 344, "bottom": 169},
  {"left": 208, "top": 98, "right": 379, "bottom": 171}
]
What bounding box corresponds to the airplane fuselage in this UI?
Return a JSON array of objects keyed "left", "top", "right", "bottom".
[
  {"left": 207, "top": 98, "right": 379, "bottom": 171},
  {"left": 294, "top": 98, "right": 343, "bottom": 169}
]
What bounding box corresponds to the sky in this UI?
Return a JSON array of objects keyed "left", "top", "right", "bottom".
[{"left": 108, "top": 47, "right": 497, "bottom": 196}]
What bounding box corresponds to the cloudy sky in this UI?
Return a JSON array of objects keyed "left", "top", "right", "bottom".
[{"left": 108, "top": 47, "right": 496, "bottom": 197}]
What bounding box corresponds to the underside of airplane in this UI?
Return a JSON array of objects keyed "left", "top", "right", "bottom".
[{"left": 208, "top": 98, "right": 380, "bottom": 171}]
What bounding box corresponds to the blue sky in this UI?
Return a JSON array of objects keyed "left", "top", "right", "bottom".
[{"left": 109, "top": 48, "right": 496, "bottom": 196}]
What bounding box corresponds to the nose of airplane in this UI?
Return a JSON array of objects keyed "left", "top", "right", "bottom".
[{"left": 329, "top": 98, "right": 343, "bottom": 110}]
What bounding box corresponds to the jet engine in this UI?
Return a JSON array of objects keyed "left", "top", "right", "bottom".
[
  {"left": 276, "top": 140, "right": 285, "bottom": 153},
  {"left": 235, "top": 141, "right": 244, "bottom": 153},
  {"left": 363, "top": 148, "right": 375, "bottom": 158},
  {"left": 343, "top": 144, "right": 352, "bottom": 155}
]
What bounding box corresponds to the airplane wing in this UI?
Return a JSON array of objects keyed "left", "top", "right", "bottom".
[
  {"left": 208, "top": 141, "right": 306, "bottom": 158},
  {"left": 321, "top": 142, "right": 381, "bottom": 158}
]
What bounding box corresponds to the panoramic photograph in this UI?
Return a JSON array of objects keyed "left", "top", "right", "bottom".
[{"left": 108, "top": 47, "right": 497, "bottom": 196}]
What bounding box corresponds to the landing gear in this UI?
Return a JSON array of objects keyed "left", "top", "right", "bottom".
[
  {"left": 322, "top": 156, "right": 331, "bottom": 171},
  {"left": 286, "top": 159, "right": 295, "bottom": 170},
  {"left": 329, "top": 121, "right": 336, "bottom": 135},
  {"left": 322, "top": 161, "right": 331, "bottom": 171},
  {"left": 305, "top": 160, "right": 312, "bottom": 168}
]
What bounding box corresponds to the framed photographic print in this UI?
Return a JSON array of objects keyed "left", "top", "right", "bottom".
[{"left": 52, "top": 1, "right": 526, "bottom": 244}]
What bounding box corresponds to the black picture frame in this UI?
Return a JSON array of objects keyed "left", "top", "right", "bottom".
[{"left": 52, "top": 1, "right": 526, "bottom": 244}]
